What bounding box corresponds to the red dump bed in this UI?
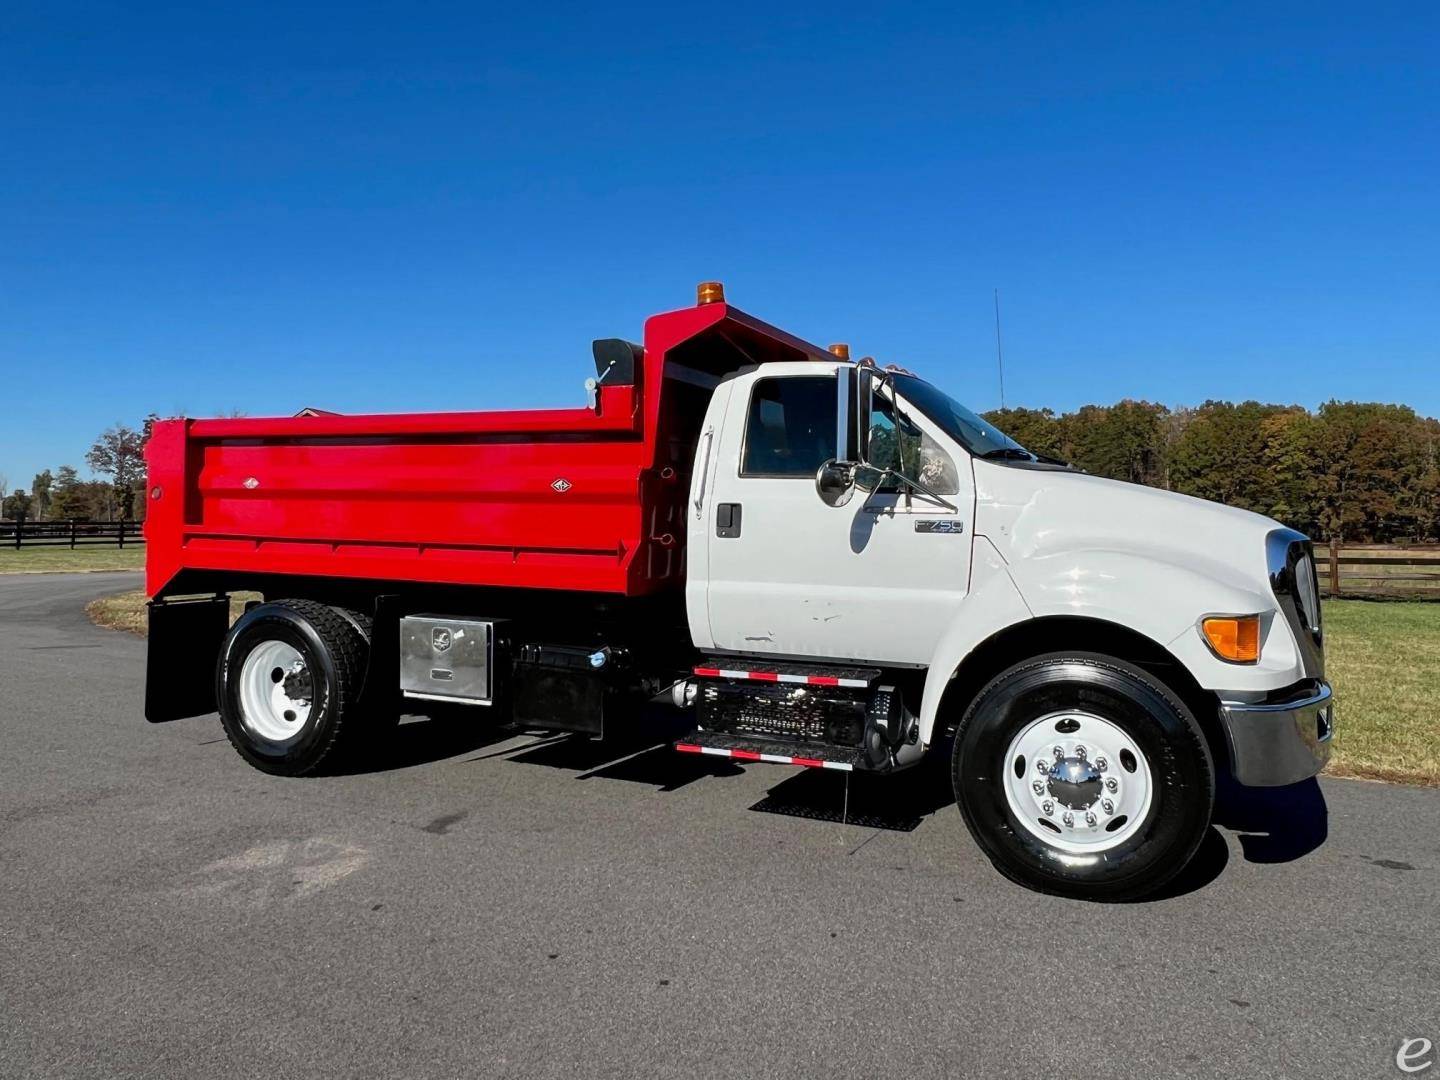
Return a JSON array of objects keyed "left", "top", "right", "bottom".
[{"left": 145, "top": 298, "right": 832, "bottom": 598}]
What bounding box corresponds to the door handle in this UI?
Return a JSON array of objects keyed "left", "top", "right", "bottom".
[{"left": 716, "top": 502, "right": 742, "bottom": 539}]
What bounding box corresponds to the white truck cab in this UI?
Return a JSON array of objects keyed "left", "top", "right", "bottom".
[{"left": 684, "top": 357, "right": 1332, "bottom": 899}]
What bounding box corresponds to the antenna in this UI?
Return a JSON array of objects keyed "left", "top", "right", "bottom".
[{"left": 993, "top": 288, "right": 1006, "bottom": 410}]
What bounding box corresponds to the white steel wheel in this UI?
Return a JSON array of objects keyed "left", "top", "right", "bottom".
[
  {"left": 237, "top": 639, "right": 314, "bottom": 744},
  {"left": 1002, "top": 710, "right": 1153, "bottom": 854}
]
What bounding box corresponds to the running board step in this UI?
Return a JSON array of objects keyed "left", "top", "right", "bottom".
[
  {"left": 675, "top": 730, "right": 862, "bottom": 772},
  {"left": 692, "top": 661, "right": 878, "bottom": 689}
]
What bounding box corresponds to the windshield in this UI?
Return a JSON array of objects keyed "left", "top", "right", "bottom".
[{"left": 890, "top": 374, "right": 1025, "bottom": 457}]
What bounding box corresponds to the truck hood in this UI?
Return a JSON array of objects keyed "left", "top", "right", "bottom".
[{"left": 973, "top": 460, "right": 1286, "bottom": 603}]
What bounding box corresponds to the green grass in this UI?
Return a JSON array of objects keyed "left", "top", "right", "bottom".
[
  {"left": 87, "top": 588, "right": 258, "bottom": 635},
  {"left": 83, "top": 588, "right": 1440, "bottom": 787},
  {"left": 0, "top": 546, "right": 145, "bottom": 573},
  {"left": 1322, "top": 599, "right": 1439, "bottom": 786}
]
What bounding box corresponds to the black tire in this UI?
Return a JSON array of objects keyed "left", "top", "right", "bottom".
[
  {"left": 216, "top": 599, "right": 370, "bottom": 776},
  {"left": 951, "top": 652, "right": 1214, "bottom": 901}
]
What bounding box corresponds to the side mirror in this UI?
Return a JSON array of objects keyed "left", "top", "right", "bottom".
[{"left": 815, "top": 459, "right": 856, "bottom": 508}]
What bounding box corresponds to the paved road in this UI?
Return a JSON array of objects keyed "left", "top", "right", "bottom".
[{"left": 2, "top": 572, "right": 1438, "bottom": 1079}]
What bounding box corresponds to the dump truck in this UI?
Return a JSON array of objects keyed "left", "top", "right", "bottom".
[{"left": 143, "top": 282, "right": 1332, "bottom": 900}]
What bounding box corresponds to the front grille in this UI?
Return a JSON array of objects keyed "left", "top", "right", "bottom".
[
  {"left": 1267, "top": 529, "right": 1325, "bottom": 677},
  {"left": 1293, "top": 552, "right": 1321, "bottom": 636}
]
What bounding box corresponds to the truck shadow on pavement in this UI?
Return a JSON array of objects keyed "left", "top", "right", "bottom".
[
  {"left": 336, "top": 710, "right": 1329, "bottom": 895},
  {"left": 1213, "top": 774, "right": 1328, "bottom": 864}
]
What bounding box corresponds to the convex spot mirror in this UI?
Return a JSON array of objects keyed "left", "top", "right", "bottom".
[{"left": 815, "top": 459, "right": 856, "bottom": 508}]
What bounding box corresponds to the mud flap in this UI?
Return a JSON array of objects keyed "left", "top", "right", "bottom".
[{"left": 145, "top": 596, "right": 230, "bottom": 722}]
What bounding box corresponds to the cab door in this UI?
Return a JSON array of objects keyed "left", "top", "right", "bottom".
[{"left": 698, "top": 365, "right": 974, "bottom": 666}]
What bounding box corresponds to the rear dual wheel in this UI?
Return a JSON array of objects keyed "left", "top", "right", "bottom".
[
  {"left": 217, "top": 599, "right": 371, "bottom": 776},
  {"left": 952, "top": 652, "right": 1214, "bottom": 901}
]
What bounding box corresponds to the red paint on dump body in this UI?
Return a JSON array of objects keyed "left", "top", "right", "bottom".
[{"left": 144, "top": 300, "right": 832, "bottom": 598}]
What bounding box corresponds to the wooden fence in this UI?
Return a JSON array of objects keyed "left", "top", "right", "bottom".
[
  {"left": 1318, "top": 540, "right": 1440, "bottom": 599},
  {"left": 0, "top": 518, "right": 1432, "bottom": 595},
  {"left": 0, "top": 520, "right": 145, "bottom": 549}
]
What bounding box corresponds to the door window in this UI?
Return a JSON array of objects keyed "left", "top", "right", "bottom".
[
  {"left": 869, "top": 389, "right": 960, "bottom": 496},
  {"left": 741, "top": 376, "right": 837, "bottom": 477}
]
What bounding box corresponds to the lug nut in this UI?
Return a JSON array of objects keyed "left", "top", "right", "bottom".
[
  {"left": 1062, "top": 812, "right": 1074, "bottom": 827},
  {"left": 1095, "top": 756, "right": 1108, "bottom": 772},
  {"left": 1053, "top": 746, "right": 1064, "bottom": 760},
  {"left": 1036, "top": 760, "right": 1049, "bottom": 775},
  {"left": 1085, "top": 811, "right": 1097, "bottom": 826},
  {"left": 1075, "top": 745, "right": 1087, "bottom": 760},
  {"left": 1106, "top": 777, "right": 1118, "bottom": 792},
  {"left": 1041, "top": 801, "right": 1054, "bottom": 815},
  {"left": 1101, "top": 799, "right": 1114, "bottom": 814},
  {"left": 1032, "top": 780, "right": 1045, "bottom": 795}
]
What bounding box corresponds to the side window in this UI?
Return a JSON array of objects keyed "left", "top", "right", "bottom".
[
  {"left": 869, "top": 390, "right": 960, "bottom": 496},
  {"left": 916, "top": 429, "right": 960, "bottom": 495},
  {"left": 741, "top": 376, "right": 837, "bottom": 477}
]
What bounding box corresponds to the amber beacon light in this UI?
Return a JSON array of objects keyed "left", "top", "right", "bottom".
[
  {"left": 696, "top": 281, "right": 726, "bottom": 305},
  {"left": 827, "top": 343, "right": 851, "bottom": 359},
  {"left": 1201, "top": 615, "right": 1261, "bottom": 663}
]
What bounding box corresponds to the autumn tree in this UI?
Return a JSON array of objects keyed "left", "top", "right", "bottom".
[
  {"left": 1060, "top": 401, "right": 1170, "bottom": 485},
  {"left": 1168, "top": 401, "right": 1294, "bottom": 514},
  {"left": 983, "top": 407, "right": 1065, "bottom": 459},
  {"left": 85, "top": 423, "right": 147, "bottom": 520}
]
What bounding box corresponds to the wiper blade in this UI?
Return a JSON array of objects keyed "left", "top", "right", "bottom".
[{"left": 980, "top": 447, "right": 1074, "bottom": 468}]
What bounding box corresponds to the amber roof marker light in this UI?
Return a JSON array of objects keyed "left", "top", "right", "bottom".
[
  {"left": 827, "top": 343, "right": 851, "bottom": 360},
  {"left": 696, "top": 281, "right": 725, "bottom": 305}
]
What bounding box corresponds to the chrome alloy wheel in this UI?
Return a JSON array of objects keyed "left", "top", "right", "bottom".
[
  {"left": 1003, "top": 711, "right": 1153, "bottom": 854},
  {"left": 237, "top": 639, "right": 314, "bottom": 743}
]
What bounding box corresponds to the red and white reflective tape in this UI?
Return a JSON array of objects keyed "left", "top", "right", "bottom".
[
  {"left": 675, "top": 743, "right": 853, "bottom": 772},
  {"left": 692, "top": 666, "right": 870, "bottom": 689}
]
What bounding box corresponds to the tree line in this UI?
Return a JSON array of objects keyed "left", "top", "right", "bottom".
[
  {"left": 4, "top": 402, "right": 1437, "bottom": 542},
  {"left": 983, "top": 399, "right": 1440, "bottom": 542},
  {"left": 2, "top": 420, "right": 152, "bottom": 523}
]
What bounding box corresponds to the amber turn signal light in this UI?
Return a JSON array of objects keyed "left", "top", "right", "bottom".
[
  {"left": 1201, "top": 616, "right": 1261, "bottom": 663},
  {"left": 696, "top": 281, "right": 725, "bottom": 305}
]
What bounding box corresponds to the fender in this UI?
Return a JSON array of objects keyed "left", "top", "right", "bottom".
[
  {"left": 918, "top": 535, "right": 1031, "bottom": 746},
  {"left": 1007, "top": 546, "right": 1302, "bottom": 693},
  {"left": 918, "top": 542, "right": 1302, "bottom": 746}
]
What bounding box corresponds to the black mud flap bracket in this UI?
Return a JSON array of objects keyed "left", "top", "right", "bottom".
[{"left": 145, "top": 596, "right": 230, "bottom": 722}]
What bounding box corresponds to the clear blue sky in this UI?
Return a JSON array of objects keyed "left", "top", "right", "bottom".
[{"left": 3, "top": 1, "right": 1437, "bottom": 490}]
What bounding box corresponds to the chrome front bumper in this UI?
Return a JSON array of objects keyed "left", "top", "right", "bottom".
[{"left": 1219, "top": 682, "right": 1334, "bottom": 787}]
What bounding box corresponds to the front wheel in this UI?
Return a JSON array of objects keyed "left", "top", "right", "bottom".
[
  {"left": 952, "top": 653, "right": 1213, "bottom": 901},
  {"left": 217, "top": 599, "right": 370, "bottom": 776}
]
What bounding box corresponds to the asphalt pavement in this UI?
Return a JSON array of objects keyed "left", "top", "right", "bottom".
[{"left": 2, "top": 572, "right": 1438, "bottom": 1079}]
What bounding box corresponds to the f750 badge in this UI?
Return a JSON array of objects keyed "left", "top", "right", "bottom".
[{"left": 915, "top": 519, "right": 965, "bottom": 534}]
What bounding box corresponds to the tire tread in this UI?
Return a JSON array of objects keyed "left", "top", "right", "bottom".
[
  {"left": 218, "top": 599, "right": 369, "bottom": 776},
  {"left": 952, "top": 651, "right": 1213, "bottom": 901}
]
